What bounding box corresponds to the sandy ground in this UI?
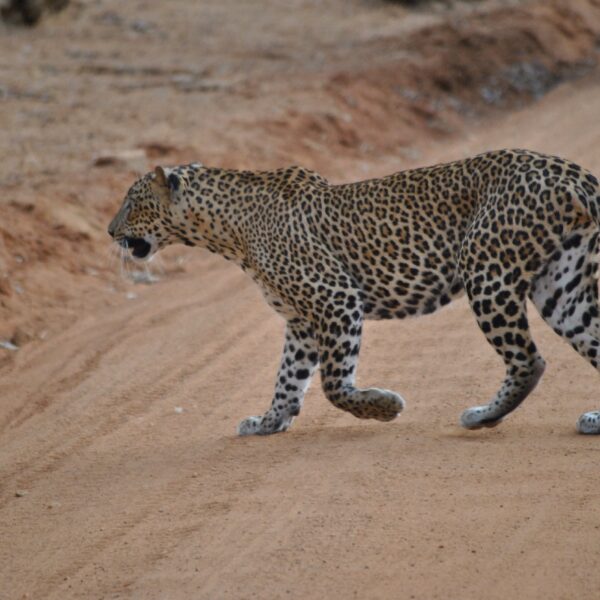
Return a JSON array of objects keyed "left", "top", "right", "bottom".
[{"left": 1, "top": 1, "right": 600, "bottom": 599}]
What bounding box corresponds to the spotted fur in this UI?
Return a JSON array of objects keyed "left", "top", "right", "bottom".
[{"left": 108, "top": 149, "right": 600, "bottom": 435}]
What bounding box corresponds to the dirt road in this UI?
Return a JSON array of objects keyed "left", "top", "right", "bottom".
[
  {"left": 1, "top": 72, "right": 599, "bottom": 599},
  {"left": 2, "top": 1, "right": 600, "bottom": 598}
]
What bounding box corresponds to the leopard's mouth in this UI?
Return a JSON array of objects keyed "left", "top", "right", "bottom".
[{"left": 120, "top": 236, "right": 152, "bottom": 259}]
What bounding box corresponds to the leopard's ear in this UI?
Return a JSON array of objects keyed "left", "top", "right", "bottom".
[
  {"left": 154, "top": 165, "right": 169, "bottom": 188},
  {"left": 153, "top": 166, "right": 183, "bottom": 203}
]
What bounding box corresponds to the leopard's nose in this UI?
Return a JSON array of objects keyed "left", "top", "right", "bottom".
[{"left": 108, "top": 221, "right": 116, "bottom": 238}]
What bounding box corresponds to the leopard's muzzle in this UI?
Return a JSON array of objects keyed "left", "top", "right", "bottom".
[{"left": 121, "top": 236, "right": 152, "bottom": 259}]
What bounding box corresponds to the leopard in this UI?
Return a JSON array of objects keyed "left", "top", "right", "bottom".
[{"left": 108, "top": 149, "right": 600, "bottom": 436}]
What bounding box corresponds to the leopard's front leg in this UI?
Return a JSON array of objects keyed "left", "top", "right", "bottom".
[
  {"left": 237, "top": 318, "right": 319, "bottom": 436},
  {"left": 314, "top": 301, "right": 405, "bottom": 422}
]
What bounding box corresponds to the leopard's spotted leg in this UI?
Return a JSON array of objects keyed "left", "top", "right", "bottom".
[
  {"left": 313, "top": 294, "right": 404, "bottom": 422},
  {"left": 237, "top": 319, "right": 319, "bottom": 436},
  {"left": 460, "top": 272, "right": 546, "bottom": 430},
  {"left": 529, "top": 230, "right": 600, "bottom": 434}
]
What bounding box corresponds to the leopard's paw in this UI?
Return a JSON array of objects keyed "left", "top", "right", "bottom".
[
  {"left": 577, "top": 411, "right": 600, "bottom": 435},
  {"left": 348, "top": 388, "right": 405, "bottom": 421},
  {"left": 237, "top": 414, "right": 293, "bottom": 436},
  {"left": 460, "top": 405, "right": 503, "bottom": 430}
]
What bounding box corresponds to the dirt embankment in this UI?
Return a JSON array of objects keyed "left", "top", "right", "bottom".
[
  {"left": 1, "top": 0, "right": 600, "bottom": 354},
  {"left": 268, "top": 0, "right": 600, "bottom": 162}
]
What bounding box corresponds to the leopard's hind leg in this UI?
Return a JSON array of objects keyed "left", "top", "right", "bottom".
[
  {"left": 529, "top": 229, "right": 600, "bottom": 433},
  {"left": 458, "top": 218, "right": 547, "bottom": 429},
  {"left": 459, "top": 275, "right": 546, "bottom": 429}
]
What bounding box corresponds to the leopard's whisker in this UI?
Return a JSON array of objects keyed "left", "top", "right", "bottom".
[{"left": 119, "top": 245, "right": 130, "bottom": 281}]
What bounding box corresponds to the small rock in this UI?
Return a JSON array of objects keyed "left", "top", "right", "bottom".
[
  {"left": 0, "top": 340, "right": 18, "bottom": 351},
  {"left": 15, "top": 490, "right": 28, "bottom": 497},
  {"left": 130, "top": 19, "right": 154, "bottom": 33},
  {"left": 174, "top": 406, "right": 184, "bottom": 414}
]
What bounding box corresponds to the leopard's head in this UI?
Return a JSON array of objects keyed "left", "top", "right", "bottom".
[{"left": 108, "top": 166, "right": 189, "bottom": 260}]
